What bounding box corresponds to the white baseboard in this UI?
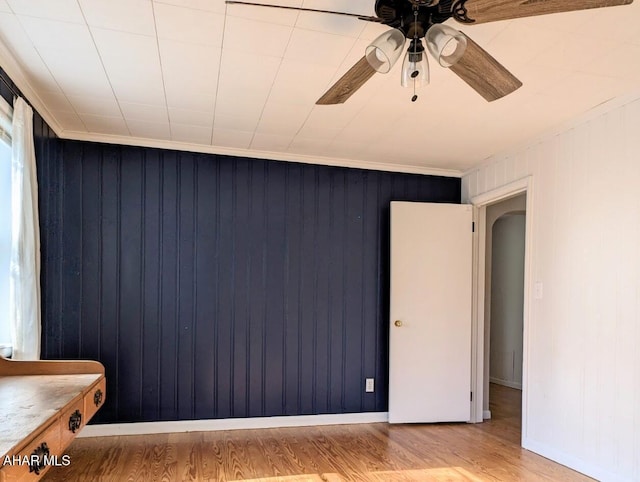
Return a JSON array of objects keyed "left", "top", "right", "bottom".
[
  {"left": 490, "top": 377, "right": 522, "bottom": 390},
  {"left": 523, "top": 437, "right": 627, "bottom": 482},
  {"left": 78, "top": 412, "right": 389, "bottom": 438},
  {"left": 483, "top": 410, "right": 492, "bottom": 420}
]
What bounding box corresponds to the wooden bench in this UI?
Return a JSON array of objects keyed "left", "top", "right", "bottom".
[{"left": 0, "top": 357, "right": 106, "bottom": 481}]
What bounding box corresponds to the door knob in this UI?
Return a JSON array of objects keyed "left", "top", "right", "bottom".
[{"left": 394, "top": 320, "right": 403, "bottom": 327}]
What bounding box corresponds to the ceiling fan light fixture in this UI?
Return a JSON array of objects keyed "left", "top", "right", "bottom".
[
  {"left": 365, "top": 28, "right": 406, "bottom": 74},
  {"left": 401, "top": 39, "right": 429, "bottom": 88},
  {"left": 425, "top": 24, "right": 467, "bottom": 68}
]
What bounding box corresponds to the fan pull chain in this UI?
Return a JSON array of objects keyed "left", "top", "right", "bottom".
[
  {"left": 411, "top": 8, "right": 419, "bottom": 102},
  {"left": 411, "top": 37, "right": 419, "bottom": 101}
]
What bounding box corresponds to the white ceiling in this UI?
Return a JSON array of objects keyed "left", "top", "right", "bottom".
[{"left": 0, "top": 0, "right": 639, "bottom": 174}]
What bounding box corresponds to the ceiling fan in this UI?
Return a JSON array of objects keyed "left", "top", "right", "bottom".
[{"left": 226, "top": 0, "right": 633, "bottom": 104}]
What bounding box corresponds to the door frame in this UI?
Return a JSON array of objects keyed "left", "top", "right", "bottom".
[{"left": 469, "top": 176, "right": 534, "bottom": 445}]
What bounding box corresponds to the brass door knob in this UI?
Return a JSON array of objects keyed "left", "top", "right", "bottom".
[{"left": 394, "top": 320, "right": 403, "bottom": 327}]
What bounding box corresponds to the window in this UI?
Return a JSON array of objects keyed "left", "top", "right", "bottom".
[{"left": 0, "top": 96, "right": 12, "bottom": 353}]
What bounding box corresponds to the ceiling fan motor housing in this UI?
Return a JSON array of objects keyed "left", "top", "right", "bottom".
[{"left": 375, "top": 0, "right": 454, "bottom": 37}]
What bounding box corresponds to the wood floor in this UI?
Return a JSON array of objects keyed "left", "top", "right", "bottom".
[{"left": 43, "top": 384, "right": 592, "bottom": 481}]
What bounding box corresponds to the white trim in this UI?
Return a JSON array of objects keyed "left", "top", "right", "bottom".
[
  {"left": 469, "top": 205, "right": 484, "bottom": 423},
  {"left": 470, "top": 177, "right": 530, "bottom": 206},
  {"left": 60, "top": 130, "right": 461, "bottom": 177},
  {"left": 520, "top": 180, "right": 534, "bottom": 446},
  {"left": 522, "top": 437, "right": 623, "bottom": 482},
  {"left": 470, "top": 176, "right": 533, "bottom": 446},
  {"left": 0, "top": 94, "right": 12, "bottom": 145},
  {"left": 0, "top": 95, "right": 11, "bottom": 118},
  {"left": 462, "top": 89, "right": 640, "bottom": 178},
  {"left": 482, "top": 410, "right": 491, "bottom": 420},
  {"left": 489, "top": 377, "right": 522, "bottom": 390},
  {"left": 78, "top": 412, "right": 389, "bottom": 438},
  {"left": 0, "top": 41, "right": 64, "bottom": 136}
]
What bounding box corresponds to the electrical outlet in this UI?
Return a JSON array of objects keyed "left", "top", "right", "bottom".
[{"left": 365, "top": 378, "right": 374, "bottom": 393}]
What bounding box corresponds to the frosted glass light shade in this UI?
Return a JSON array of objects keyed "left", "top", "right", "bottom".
[
  {"left": 400, "top": 41, "right": 429, "bottom": 88},
  {"left": 425, "top": 24, "right": 467, "bottom": 68},
  {"left": 365, "top": 28, "right": 406, "bottom": 74}
]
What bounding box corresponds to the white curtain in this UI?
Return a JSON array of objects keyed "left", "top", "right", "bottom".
[{"left": 10, "top": 97, "right": 40, "bottom": 360}]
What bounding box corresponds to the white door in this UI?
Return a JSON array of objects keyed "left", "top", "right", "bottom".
[{"left": 389, "top": 202, "right": 473, "bottom": 423}]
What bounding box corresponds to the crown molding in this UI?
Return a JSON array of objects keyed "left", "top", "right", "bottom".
[
  {"left": 0, "top": 41, "right": 64, "bottom": 137},
  {"left": 61, "top": 129, "right": 463, "bottom": 177}
]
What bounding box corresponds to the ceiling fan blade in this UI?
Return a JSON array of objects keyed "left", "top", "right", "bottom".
[
  {"left": 449, "top": 34, "right": 522, "bottom": 101},
  {"left": 316, "top": 56, "right": 377, "bottom": 105},
  {"left": 452, "top": 0, "right": 633, "bottom": 24},
  {"left": 225, "top": 1, "right": 384, "bottom": 22}
]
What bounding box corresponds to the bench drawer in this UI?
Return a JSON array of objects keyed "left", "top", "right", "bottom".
[
  {"left": 83, "top": 377, "right": 106, "bottom": 423},
  {"left": 0, "top": 421, "right": 61, "bottom": 482},
  {"left": 59, "top": 395, "right": 85, "bottom": 450}
]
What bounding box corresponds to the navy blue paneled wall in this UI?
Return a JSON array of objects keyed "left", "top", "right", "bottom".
[{"left": 42, "top": 140, "right": 460, "bottom": 424}]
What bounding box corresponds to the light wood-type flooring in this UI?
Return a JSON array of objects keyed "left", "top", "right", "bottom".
[{"left": 42, "top": 384, "right": 592, "bottom": 481}]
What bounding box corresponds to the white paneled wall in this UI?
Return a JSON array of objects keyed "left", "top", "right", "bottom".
[{"left": 463, "top": 96, "right": 640, "bottom": 481}]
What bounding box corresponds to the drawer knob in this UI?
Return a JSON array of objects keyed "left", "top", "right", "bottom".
[
  {"left": 69, "top": 409, "right": 82, "bottom": 433},
  {"left": 94, "top": 388, "right": 103, "bottom": 407},
  {"left": 28, "top": 442, "right": 50, "bottom": 475}
]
